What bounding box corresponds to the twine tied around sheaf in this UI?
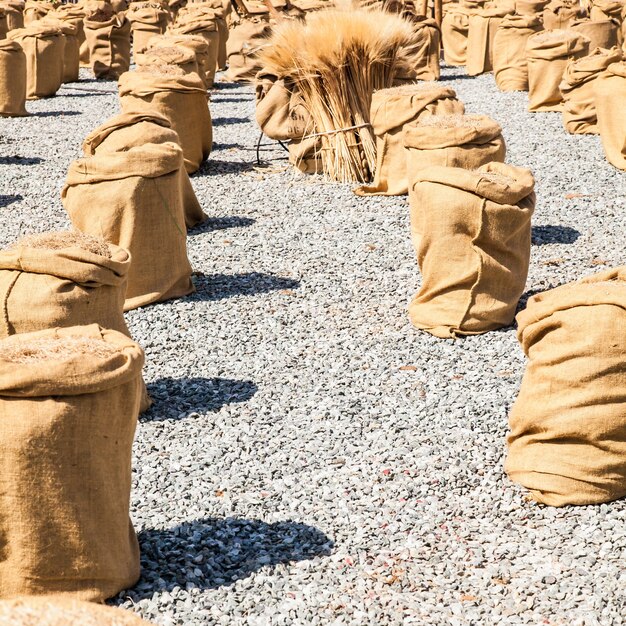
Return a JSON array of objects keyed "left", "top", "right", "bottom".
[{"left": 302, "top": 122, "right": 372, "bottom": 140}]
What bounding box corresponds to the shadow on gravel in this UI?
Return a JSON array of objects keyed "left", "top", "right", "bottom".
[
  {"left": 0, "top": 194, "right": 23, "bottom": 207},
  {"left": 517, "top": 285, "right": 565, "bottom": 312},
  {"left": 143, "top": 376, "right": 257, "bottom": 422},
  {"left": 212, "top": 116, "right": 250, "bottom": 126},
  {"left": 438, "top": 73, "right": 475, "bottom": 81},
  {"left": 189, "top": 215, "right": 256, "bottom": 235},
  {"left": 190, "top": 272, "right": 300, "bottom": 301},
  {"left": 212, "top": 141, "right": 246, "bottom": 150},
  {"left": 198, "top": 159, "right": 254, "bottom": 175},
  {"left": 532, "top": 225, "right": 580, "bottom": 245},
  {"left": 31, "top": 111, "right": 81, "bottom": 117},
  {"left": 0, "top": 156, "right": 43, "bottom": 165},
  {"left": 124, "top": 519, "right": 333, "bottom": 598}
]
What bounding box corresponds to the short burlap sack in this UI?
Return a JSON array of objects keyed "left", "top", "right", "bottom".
[
  {"left": 0, "top": 0, "right": 25, "bottom": 31},
  {"left": 506, "top": 267, "right": 626, "bottom": 506},
  {"left": 82, "top": 110, "right": 206, "bottom": 228},
  {"left": 0, "top": 39, "right": 27, "bottom": 115},
  {"left": 408, "top": 162, "right": 535, "bottom": 338},
  {"left": 515, "top": 0, "right": 549, "bottom": 14},
  {"left": 41, "top": 17, "right": 79, "bottom": 82},
  {"left": 226, "top": 17, "right": 272, "bottom": 82},
  {"left": 526, "top": 29, "right": 590, "bottom": 111},
  {"left": 127, "top": 2, "right": 169, "bottom": 54},
  {"left": 543, "top": 0, "right": 584, "bottom": 29},
  {"left": 466, "top": 4, "right": 515, "bottom": 76},
  {"left": 493, "top": 13, "right": 543, "bottom": 91},
  {"left": 441, "top": 3, "right": 472, "bottom": 65},
  {"left": 61, "top": 142, "right": 195, "bottom": 309},
  {"left": 118, "top": 67, "right": 212, "bottom": 174},
  {"left": 400, "top": 17, "right": 441, "bottom": 81},
  {"left": 595, "top": 60, "right": 626, "bottom": 169},
  {"left": 560, "top": 46, "right": 622, "bottom": 134},
  {"left": 570, "top": 17, "right": 619, "bottom": 49},
  {"left": 0, "top": 597, "right": 156, "bottom": 625},
  {"left": 84, "top": 9, "right": 131, "bottom": 79},
  {"left": 403, "top": 114, "right": 506, "bottom": 190},
  {"left": 0, "top": 324, "right": 143, "bottom": 601},
  {"left": 8, "top": 23, "right": 63, "bottom": 98},
  {"left": 354, "top": 84, "right": 465, "bottom": 196},
  {"left": 148, "top": 32, "right": 212, "bottom": 87},
  {"left": 23, "top": 0, "right": 55, "bottom": 24}
]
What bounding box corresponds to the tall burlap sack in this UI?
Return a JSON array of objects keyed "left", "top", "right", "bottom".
[
  {"left": 354, "top": 85, "right": 465, "bottom": 196},
  {"left": 0, "top": 7, "right": 8, "bottom": 37},
  {"left": 589, "top": 0, "right": 624, "bottom": 22},
  {"left": 595, "top": 60, "right": 626, "bottom": 169},
  {"left": 0, "top": 0, "right": 25, "bottom": 31},
  {"left": 526, "top": 29, "right": 590, "bottom": 111},
  {"left": 170, "top": 12, "right": 218, "bottom": 86},
  {"left": 8, "top": 23, "right": 63, "bottom": 98},
  {"left": 408, "top": 162, "right": 535, "bottom": 338},
  {"left": 493, "top": 13, "right": 544, "bottom": 90},
  {"left": 398, "top": 17, "right": 441, "bottom": 82},
  {"left": 49, "top": 3, "right": 89, "bottom": 66},
  {"left": 403, "top": 114, "right": 506, "bottom": 190},
  {"left": 0, "top": 597, "right": 156, "bottom": 625},
  {"left": 0, "top": 324, "right": 143, "bottom": 601},
  {"left": 543, "top": 0, "right": 585, "bottom": 29},
  {"left": 441, "top": 4, "right": 472, "bottom": 65},
  {"left": 127, "top": 3, "right": 169, "bottom": 54},
  {"left": 226, "top": 17, "right": 271, "bottom": 82},
  {"left": 135, "top": 43, "right": 198, "bottom": 74},
  {"left": 0, "top": 39, "right": 27, "bottom": 115},
  {"left": 82, "top": 110, "right": 206, "bottom": 228},
  {"left": 570, "top": 17, "right": 619, "bottom": 49},
  {"left": 41, "top": 17, "right": 79, "bottom": 82},
  {"left": 23, "top": 0, "right": 56, "bottom": 24},
  {"left": 185, "top": 0, "right": 228, "bottom": 68},
  {"left": 466, "top": 5, "right": 515, "bottom": 75},
  {"left": 560, "top": 46, "right": 622, "bottom": 134},
  {"left": 84, "top": 11, "right": 131, "bottom": 79},
  {"left": 148, "top": 32, "right": 211, "bottom": 88},
  {"left": 61, "top": 142, "right": 195, "bottom": 310},
  {"left": 515, "top": 0, "right": 549, "bottom": 14},
  {"left": 118, "top": 68, "right": 211, "bottom": 174},
  {"left": 506, "top": 267, "right": 626, "bottom": 506}
]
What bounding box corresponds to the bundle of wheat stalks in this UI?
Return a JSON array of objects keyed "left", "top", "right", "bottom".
[{"left": 259, "top": 3, "right": 414, "bottom": 183}]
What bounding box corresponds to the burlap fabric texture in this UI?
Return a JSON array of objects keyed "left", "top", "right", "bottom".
[
  {"left": 41, "top": 17, "right": 79, "bottom": 82},
  {"left": 83, "top": 11, "right": 131, "bottom": 79},
  {"left": 595, "top": 60, "right": 626, "bottom": 169},
  {"left": 441, "top": 2, "right": 472, "bottom": 65},
  {"left": 570, "top": 17, "right": 620, "bottom": 49},
  {"left": 0, "top": 38, "right": 27, "bottom": 115}
]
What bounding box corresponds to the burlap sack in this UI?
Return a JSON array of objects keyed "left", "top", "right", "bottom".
[
  {"left": 560, "top": 46, "right": 622, "bottom": 134},
  {"left": 570, "top": 17, "right": 619, "bottom": 49},
  {"left": 466, "top": 5, "right": 514, "bottom": 75},
  {"left": 403, "top": 114, "right": 506, "bottom": 190},
  {"left": 61, "top": 142, "right": 195, "bottom": 309},
  {"left": 118, "top": 68, "right": 211, "bottom": 174},
  {"left": 0, "top": 7, "right": 8, "bottom": 37},
  {"left": 0, "top": 324, "right": 143, "bottom": 601},
  {"left": 399, "top": 17, "right": 441, "bottom": 82},
  {"left": 526, "top": 29, "right": 590, "bottom": 111},
  {"left": 135, "top": 43, "right": 198, "bottom": 74},
  {"left": 354, "top": 85, "right": 465, "bottom": 196},
  {"left": 84, "top": 10, "right": 131, "bottom": 79},
  {"left": 543, "top": 0, "right": 584, "bottom": 29},
  {"left": 408, "top": 162, "right": 535, "bottom": 338},
  {"left": 0, "top": 597, "right": 156, "bottom": 625},
  {"left": 127, "top": 3, "right": 169, "bottom": 54},
  {"left": 8, "top": 23, "right": 63, "bottom": 98},
  {"left": 0, "top": 39, "right": 27, "bottom": 115},
  {"left": 493, "top": 13, "right": 543, "bottom": 90},
  {"left": 441, "top": 4, "right": 472, "bottom": 65},
  {"left": 589, "top": 0, "right": 624, "bottom": 22},
  {"left": 49, "top": 3, "right": 88, "bottom": 66},
  {"left": 41, "top": 17, "right": 79, "bottom": 82},
  {"left": 595, "top": 60, "right": 626, "bottom": 169},
  {"left": 0, "top": 0, "right": 25, "bottom": 31},
  {"left": 515, "top": 0, "right": 549, "bottom": 14},
  {"left": 23, "top": 0, "right": 55, "bottom": 24},
  {"left": 147, "top": 32, "right": 211, "bottom": 87},
  {"left": 226, "top": 17, "right": 271, "bottom": 82},
  {"left": 82, "top": 110, "right": 206, "bottom": 228},
  {"left": 170, "top": 12, "right": 218, "bottom": 86},
  {"left": 506, "top": 267, "right": 626, "bottom": 506}
]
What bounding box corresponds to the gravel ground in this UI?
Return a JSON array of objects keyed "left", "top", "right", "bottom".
[{"left": 0, "top": 64, "right": 625, "bottom": 626}]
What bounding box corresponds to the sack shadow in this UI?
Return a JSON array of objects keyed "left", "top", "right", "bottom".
[
  {"left": 197, "top": 159, "right": 254, "bottom": 175},
  {"left": 0, "top": 156, "right": 43, "bottom": 165},
  {"left": 189, "top": 272, "right": 300, "bottom": 301},
  {"left": 532, "top": 225, "right": 580, "bottom": 245},
  {"left": 117, "top": 518, "right": 333, "bottom": 601},
  {"left": 188, "top": 215, "right": 256, "bottom": 236},
  {"left": 212, "top": 116, "right": 250, "bottom": 126},
  {"left": 0, "top": 194, "right": 23, "bottom": 207},
  {"left": 30, "top": 111, "right": 82, "bottom": 117},
  {"left": 142, "top": 376, "right": 257, "bottom": 422},
  {"left": 211, "top": 96, "right": 255, "bottom": 104}
]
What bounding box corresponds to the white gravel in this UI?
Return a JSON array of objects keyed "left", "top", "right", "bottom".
[{"left": 0, "top": 65, "right": 625, "bottom": 626}]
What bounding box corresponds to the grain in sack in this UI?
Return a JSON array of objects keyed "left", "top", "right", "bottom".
[
  {"left": 83, "top": 8, "right": 131, "bottom": 79},
  {"left": 595, "top": 60, "right": 626, "bottom": 169},
  {"left": 466, "top": 4, "right": 515, "bottom": 76},
  {"left": 0, "top": 38, "right": 27, "bottom": 115},
  {"left": 82, "top": 110, "right": 206, "bottom": 228},
  {"left": 570, "top": 17, "right": 620, "bottom": 49},
  {"left": 0, "top": 324, "right": 143, "bottom": 601},
  {"left": 126, "top": 2, "right": 169, "bottom": 55},
  {"left": 506, "top": 267, "right": 626, "bottom": 506},
  {"left": 408, "top": 162, "right": 535, "bottom": 338},
  {"left": 118, "top": 66, "right": 212, "bottom": 173},
  {"left": 148, "top": 32, "right": 212, "bottom": 88},
  {"left": 493, "top": 13, "right": 543, "bottom": 91},
  {"left": 560, "top": 46, "right": 622, "bottom": 134},
  {"left": 354, "top": 84, "right": 465, "bottom": 196},
  {"left": 61, "top": 142, "right": 195, "bottom": 310},
  {"left": 526, "top": 29, "right": 590, "bottom": 111},
  {"left": 135, "top": 43, "right": 199, "bottom": 75}
]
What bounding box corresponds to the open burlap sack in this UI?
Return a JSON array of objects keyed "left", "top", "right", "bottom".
[
  {"left": 0, "top": 39, "right": 27, "bottom": 115},
  {"left": 515, "top": 0, "right": 549, "bottom": 14},
  {"left": 148, "top": 32, "right": 211, "bottom": 87},
  {"left": 354, "top": 85, "right": 465, "bottom": 196},
  {"left": 570, "top": 17, "right": 619, "bottom": 48},
  {"left": 506, "top": 267, "right": 626, "bottom": 506},
  {"left": 526, "top": 29, "right": 590, "bottom": 111},
  {"left": 82, "top": 110, "right": 206, "bottom": 228},
  {"left": 0, "top": 0, "right": 25, "bottom": 31},
  {"left": 403, "top": 114, "right": 506, "bottom": 190},
  {"left": 118, "top": 68, "right": 211, "bottom": 173},
  {"left": 467, "top": 4, "right": 515, "bottom": 75},
  {"left": 398, "top": 17, "right": 441, "bottom": 82},
  {"left": 84, "top": 9, "right": 131, "bottom": 79},
  {"left": 170, "top": 12, "right": 218, "bottom": 86},
  {"left": 61, "top": 142, "right": 195, "bottom": 310},
  {"left": 226, "top": 17, "right": 271, "bottom": 82},
  {"left": 0, "top": 597, "right": 156, "bottom": 625},
  {"left": 23, "top": 0, "right": 56, "bottom": 24},
  {"left": 543, "top": 0, "right": 585, "bottom": 29},
  {"left": 0, "top": 324, "right": 143, "bottom": 601},
  {"left": 560, "top": 46, "right": 622, "bottom": 134},
  {"left": 493, "top": 13, "right": 544, "bottom": 90},
  {"left": 136, "top": 43, "right": 198, "bottom": 74},
  {"left": 408, "top": 162, "right": 535, "bottom": 338},
  {"left": 127, "top": 2, "right": 169, "bottom": 54},
  {"left": 595, "top": 60, "right": 626, "bottom": 169},
  {"left": 441, "top": 3, "right": 472, "bottom": 65},
  {"left": 41, "top": 17, "right": 79, "bottom": 82}
]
